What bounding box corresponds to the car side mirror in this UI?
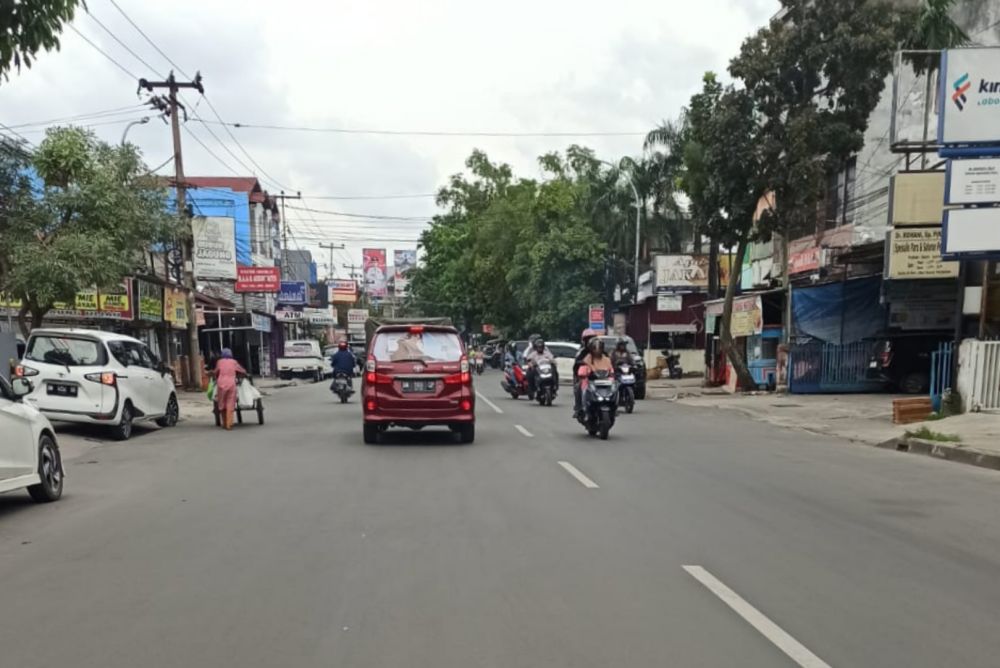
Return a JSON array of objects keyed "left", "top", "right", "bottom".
[{"left": 12, "top": 377, "right": 33, "bottom": 398}]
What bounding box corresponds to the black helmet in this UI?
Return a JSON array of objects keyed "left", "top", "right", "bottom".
[
  {"left": 533, "top": 338, "right": 545, "bottom": 351},
  {"left": 616, "top": 337, "right": 628, "bottom": 349}
]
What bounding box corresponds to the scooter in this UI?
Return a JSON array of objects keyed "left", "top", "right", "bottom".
[
  {"left": 577, "top": 368, "right": 618, "bottom": 440},
  {"left": 662, "top": 349, "right": 684, "bottom": 379},
  {"left": 475, "top": 357, "right": 485, "bottom": 375},
  {"left": 535, "top": 361, "right": 557, "bottom": 406},
  {"left": 331, "top": 371, "right": 354, "bottom": 404},
  {"left": 616, "top": 361, "right": 636, "bottom": 414},
  {"left": 501, "top": 362, "right": 532, "bottom": 400}
]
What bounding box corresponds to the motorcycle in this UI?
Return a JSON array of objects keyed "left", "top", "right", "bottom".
[
  {"left": 331, "top": 371, "right": 354, "bottom": 404},
  {"left": 616, "top": 362, "right": 636, "bottom": 414},
  {"left": 475, "top": 357, "right": 485, "bottom": 375},
  {"left": 535, "top": 361, "right": 557, "bottom": 406},
  {"left": 501, "top": 362, "right": 532, "bottom": 400},
  {"left": 577, "top": 368, "right": 618, "bottom": 440},
  {"left": 662, "top": 349, "right": 684, "bottom": 379}
]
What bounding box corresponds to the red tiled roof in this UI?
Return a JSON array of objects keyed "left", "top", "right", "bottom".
[{"left": 186, "top": 176, "right": 267, "bottom": 203}]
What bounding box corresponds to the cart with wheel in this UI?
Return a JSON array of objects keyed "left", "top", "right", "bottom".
[{"left": 213, "top": 376, "right": 265, "bottom": 426}]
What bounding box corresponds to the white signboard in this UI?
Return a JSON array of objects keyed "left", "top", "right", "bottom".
[
  {"left": 304, "top": 308, "right": 336, "bottom": 326},
  {"left": 938, "top": 48, "right": 1000, "bottom": 145},
  {"left": 276, "top": 309, "right": 303, "bottom": 322},
  {"left": 347, "top": 308, "right": 368, "bottom": 332},
  {"left": 942, "top": 207, "right": 1000, "bottom": 259},
  {"left": 946, "top": 158, "right": 1000, "bottom": 204},
  {"left": 191, "top": 216, "right": 237, "bottom": 280},
  {"left": 656, "top": 294, "right": 683, "bottom": 311}
]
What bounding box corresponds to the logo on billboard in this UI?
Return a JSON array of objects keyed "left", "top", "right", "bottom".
[{"left": 952, "top": 72, "right": 971, "bottom": 111}]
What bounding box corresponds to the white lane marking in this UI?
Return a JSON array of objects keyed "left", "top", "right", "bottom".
[
  {"left": 683, "top": 565, "right": 831, "bottom": 668},
  {"left": 476, "top": 391, "right": 504, "bottom": 415},
  {"left": 515, "top": 424, "right": 533, "bottom": 438},
  {"left": 557, "top": 461, "right": 599, "bottom": 489}
]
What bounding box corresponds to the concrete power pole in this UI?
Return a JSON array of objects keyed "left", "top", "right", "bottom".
[
  {"left": 139, "top": 71, "right": 204, "bottom": 390},
  {"left": 319, "top": 243, "right": 346, "bottom": 281}
]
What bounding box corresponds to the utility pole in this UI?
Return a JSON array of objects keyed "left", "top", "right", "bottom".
[
  {"left": 319, "top": 243, "right": 346, "bottom": 281},
  {"left": 139, "top": 71, "right": 204, "bottom": 390},
  {"left": 273, "top": 191, "right": 302, "bottom": 278}
]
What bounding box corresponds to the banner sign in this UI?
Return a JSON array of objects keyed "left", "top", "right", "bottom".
[
  {"left": 251, "top": 313, "right": 272, "bottom": 333},
  {"left": 235, "top": 266, "right": 280, "bottom": 293},
  {"left": 304, "top": 308, "right": 336, "bottom": 326},
  {"left": 589, "top": 304, "right": 605, "bottom": 331},
  {"left": 277, "top": 281, "right": 307, "bottom": 306},
  {"left": 945, "top": 157, "right": 1000, "bottom": 205},
  {"left": 393, "top": 249, "right": 416, "bottom": 294},
  {"left": 654, "top": 254, "right": 709, "bottom": 292},
  {"left": 164, "top": 289, "right": 188, "bottom": 328},
  {"left": 887, "top": 227, "right": 960, "bottom": 278},
  {"left": 788, "top": 247, "right": 823, "bottom": 275},
  {"left": 329, "top": 279, "right": 358, "bottom": 304},
  {"left": 938, "top": 47, "right": 1000, "bottom": 145},
  {"left": 191, "top": 216, "right": 237, "bottom": 280},
  {"left": 347, "top": 308, "right": 368, "bottom": 331},
  {"left": 137, "top": 279, "right": 163, "bottom": 322},
  {"left": 363, "top": 248, "right": 388, "bottom": 298},
  {"left": 2, "top": 282, "right": 135, "bottom": 321},
  {"left": 276, "top": 309, "right": 303, "bottom": 322},
  {"left": 729, "top": 295, "right": 764, "bottom": 338},
  {"left": 942, "top": 207, "right": 1000, "bottom": 259},
  {"left": 656, "top": 294, "right": 683, "bottom": 312}
]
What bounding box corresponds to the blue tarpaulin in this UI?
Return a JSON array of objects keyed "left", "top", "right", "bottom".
[{"left": 792, "top": 276, "right": 885, "bottom": 344}]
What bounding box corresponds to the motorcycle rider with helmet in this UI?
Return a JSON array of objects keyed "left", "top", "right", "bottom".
[
  {"left": 329, "top": 340, "right": 357, "bottom": 390},
  {"left": 523, "top": 336, "right": 557, "bottom": 397},
  {"left": 573, "top": 328, "right": 599, "bottom": 417},
  {"left": 611, "top": 337, "right": 631, "bottom": 368}
]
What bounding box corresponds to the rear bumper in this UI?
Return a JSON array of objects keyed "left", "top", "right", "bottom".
[
  {"left": 364, "top": 410, "right": 474, "bottom": 426},
  {"left": 40, "top": 410, "right": 118, "bottom": 424}
]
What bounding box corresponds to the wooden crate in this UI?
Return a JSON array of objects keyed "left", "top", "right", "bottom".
[{"left": 892, "top": 397, "right": 933, "bottom": 425}]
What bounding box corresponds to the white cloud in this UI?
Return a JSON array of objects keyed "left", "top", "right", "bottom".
[{"left": 1, "top": 0, "right": 777, "bottom": 275}]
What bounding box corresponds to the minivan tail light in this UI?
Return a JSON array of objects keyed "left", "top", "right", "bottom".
[
  {"left": 85, "top": 372, "right": 117, "bottom": 386},
  {"left": 444, "top": 372, "right": 471, "bottom": 385},
  {"left": 366, "top": 356, "right": 376, "bottom": 373},
  {"left": 460, "top": 356, "right": 469, "bottom": 373},
  {"left": 15, "top": 365, "right": 38, "bottom": 378}
]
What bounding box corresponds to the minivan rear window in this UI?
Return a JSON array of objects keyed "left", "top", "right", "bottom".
[
  {"left": 372, "top": 331, "right": 463, "bottom": 362},
  {"left": 26, "top": 335, "right": 106, "bottom": 366}
]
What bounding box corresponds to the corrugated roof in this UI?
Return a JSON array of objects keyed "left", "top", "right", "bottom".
[{"left": 186, "top": 176, "right": 266, "bottom": 203}]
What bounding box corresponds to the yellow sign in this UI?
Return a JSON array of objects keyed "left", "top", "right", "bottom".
[
  {"left": 99, "top": 292, "right": 129, "bottom": 313},
  {"left": 75, "top": 291, "right": 98, "bottom": 311},
  {"left": 164, "top": 289, "right": 189, "bottom": 328},
  {"left": 887, "top": 227, "right": 960, "bottom": 279}
]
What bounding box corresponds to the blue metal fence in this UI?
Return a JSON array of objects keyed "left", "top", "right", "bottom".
[
  {"left": 929, "top": 341, "right": 954, "bottom": 412},
  {"left": 789, "top": 341, "right": 884, "bottom": 394}
]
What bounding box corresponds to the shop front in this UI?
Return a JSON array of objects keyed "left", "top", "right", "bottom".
[{"left": 703, "top": 291, "right": 783, "bottom": 390}]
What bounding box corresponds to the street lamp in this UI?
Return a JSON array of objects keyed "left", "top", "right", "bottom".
[
  {"left": 120, "top": 117, "right": 150, "bottom": 145},
  {"left": 600, "top": 160, "right": 641, "bottom": 302}
]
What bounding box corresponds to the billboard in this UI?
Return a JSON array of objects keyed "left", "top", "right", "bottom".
[
  {"left": 347, "top": 308, "right": 369, "bottom": 332},
  {"left": 938, "top": 48, "right": 1000, "bottom": 145},
  {"left": 363, "top": 248, "right": 388, "bottom": 298},
  {"left": 654, "top": 254, "right": 711, "bottom": 292},
  {"left": 393, "top": 249, "right": 417, "bottom": 294},
  {"left": 191, "top": 216, "right": 237, "bottom": 280},
  {"left": 329, "top": 279, "right": 358, "bottom": 304},
  {"left": 887, "top": 228, "right": 959, "bottom": 279},
  {"left": 235, "top": 266, "right": 280, "bottom": 293},
  {"left": 277, "top": 281, "right": 308, "bottom": 306}
]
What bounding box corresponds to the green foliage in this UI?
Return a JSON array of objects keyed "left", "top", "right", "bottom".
[
  {"left": 0, "top": 0, "right": 81, "bottom": 82},
  {"left": 904, "top": 0, "right": 969, "bottom": 75},
  {"left": 904, "top": 426, "right": 960, "bottom": 443},
  {"left": 0, "top": 126, "right": 180, "bottom": 331}
]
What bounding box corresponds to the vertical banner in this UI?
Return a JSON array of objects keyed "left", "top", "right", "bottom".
[
  {"left": 191, "top": 216, "right": 238, "bottom": 280},
  {"left": 363, "top": 248, "right": 388, "bottom": 298},
  {"left": 393, "top": 249, "right": 416, "bottom": 294}
]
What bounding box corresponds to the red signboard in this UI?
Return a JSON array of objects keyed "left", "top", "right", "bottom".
[
  {"left": 788, "top": 247, "right": 822, "bottom": 275},
  {"left": 235, "top": 266, "right": 280, "bottom": 293},
  {"left": 482, "top": 324, "right": 494, "bottom": 334}
]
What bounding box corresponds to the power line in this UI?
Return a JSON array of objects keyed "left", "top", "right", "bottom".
[
  {"left": 107, "top": 0, "right": 193, "bottom": 79},
  {"left": 68, "top": 24, "right": 139, "bottom": 79},
  {"left": 16, "top": 115, "right": 152, "bottom": 134},
  {"left": 284, "top": 203, "right": 430, "bottom": 221},
  {"left": 182, "top": 125, "right": 240, "bottom": 175},
  {"left": 85, "top": 9, "right": 166, "bottom": 78},
  {"left": 3, "top": 105, "right": 148, "bottom": 130},
  {"left": 306, "top": 193, "right": 438, "bottom": 200},
  {"left": 193, "top": 118, "right": 648, "bottom": 138}
]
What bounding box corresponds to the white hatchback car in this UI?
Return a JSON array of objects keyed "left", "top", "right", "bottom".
[
  {"left": 0, "top": 375, "right": 63, "bottom": 502},
  {"left": 546, "top": 341, "right": 581, "bottom": 384},
  {"left": 18, "top": 329, "right": 179, "bottom": 441}
]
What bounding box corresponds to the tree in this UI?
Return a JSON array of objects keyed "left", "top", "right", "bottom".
[
  {"left": 0, "top": 0, "right": 81, "bottom": 83},
  {"left": 0, "top": 127, "right": 179, "bottom": 334}
]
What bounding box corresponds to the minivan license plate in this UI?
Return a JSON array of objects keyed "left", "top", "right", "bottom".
[
  {"left": 47, "top": 383, "right": 77, "bottom": 397},
  {"left": 401, "top": 379, "right": 436, "bottom": 393}
]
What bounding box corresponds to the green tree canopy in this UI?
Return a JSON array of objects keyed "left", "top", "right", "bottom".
[{"left": 0, "top": 0, "right": 81, "bottom": 83}]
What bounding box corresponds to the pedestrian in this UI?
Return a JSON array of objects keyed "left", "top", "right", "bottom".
[{"left": 212, "top": 348, "right": 246, "bottom": 431}]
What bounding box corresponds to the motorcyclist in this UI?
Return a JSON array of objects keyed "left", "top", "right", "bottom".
[
  {"left": 329, "top": 340, "right": 357, "bottom": 390},
  {"left": 611, "top": 337, "right": 631, "bottom": 368},
  {"left": 523, "top": 336, "right": 557, "bottom": 395},
  {"left": 580, "top": 338, "right": 615, "bottom": 415},
  {"left": 573, "top": 328, "right": 599, "bottom": 417}
]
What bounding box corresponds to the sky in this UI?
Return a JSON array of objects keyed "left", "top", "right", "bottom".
[{"left": 1, "top": 0, "right": 779, "bottom": 279}]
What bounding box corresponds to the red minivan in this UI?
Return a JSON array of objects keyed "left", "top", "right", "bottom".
[{"left": 362, "top": 324, "right": 475, "bottom": 443}]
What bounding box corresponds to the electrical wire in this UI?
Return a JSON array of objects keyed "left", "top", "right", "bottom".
[
  {"left": 182, "top": 125, "right": 240, "bottom": 176},
  {"left": 306, "top": 193, "right": 438, "bottom": 200},
  {"left": 283, "top": 204, "right": 430, "bottom": 221},
  {"left": 2, "top": 105, "right": 149, "bottom": 130},
  {"left": 85, "top": 9, "right": 166, "bottom": 78},
  {"left": 17, "top": 115, "right": 152, "bottom": 134},
  {"left": 68, "top": 24, "right": 140, "bottom": 80},
  {"left": 193, "top": 118, "right": 648, "bottom": 138},
  {"left": 107, "top": 0, "right": 193, "bottom": 79}
]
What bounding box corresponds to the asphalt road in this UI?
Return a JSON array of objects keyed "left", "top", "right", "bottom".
[{"left": 3, "top": 372, "right": 1000, "bottom": 667}]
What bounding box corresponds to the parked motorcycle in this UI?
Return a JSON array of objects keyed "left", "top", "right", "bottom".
[
  {"left": 535, "top": 361, "right": 557, "bottom": 406},
  {"left": 662, "top": 349, "right": 684, "bottom": 379},
  {"left": 577, "top": 368, "right": 618, "bottom": 440},
  {"left": 616, "top": 361, "right": 636, "bottom": 414},
  {"left": 501, "top": 362, "right": 532, "bottom": 400},
  {"left": 331, "top": 371, "right": 354, "bottom": 404}
]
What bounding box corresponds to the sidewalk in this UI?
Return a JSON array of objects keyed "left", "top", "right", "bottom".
[{"left": 649, "top": 379, "right": 1000, "bottom": 471}]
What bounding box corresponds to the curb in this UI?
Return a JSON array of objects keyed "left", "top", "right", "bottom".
[{"left": 876, "top": 437, "right": 1000, "bottom": 471}]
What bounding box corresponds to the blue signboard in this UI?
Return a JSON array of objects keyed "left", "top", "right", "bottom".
[{"left": 277, "top": 281, "right": 307, "bottom": 306}]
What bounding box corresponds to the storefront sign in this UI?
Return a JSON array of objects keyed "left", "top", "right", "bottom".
[
  {"left": 945, "top": 158, "right": 1000, "bottom": 205},
  {"left": 304, "top": 308, "right": 336, "bottom": 326},
  {"left": 730, "top": 295, "right": 764, "bottom": 338},
  {"left": 347, "top": 308, "right": 369, "bottom": 332},
  {"left": 656, "top": 294, "right": 683, "bottom": 311},
  {"left": 164, "top": 289, "right": 188, "bottom": 328},
  {"left": 235, "top": 266, "right": 280, "bottom": 293},
  {"left": 654, "top": 254, "right": 709, "bottom": 292},
  {"left": 892, "top": 172, "right": 947, "bottom": 224},
  {"left": 137, "top": 280, "right": 163, "bottom": 322},
  {"left": 887, "top": 228, "right": 960, "bottom": 278},
  {"left": 251, "top": 313, "right": 272, "bottom": 333},
  {"left": 788, "top": 247, "right": 823, "bottom": 275},
  {"left": 589, "top": 304, "right": 605, "bottom": 330},
  {"left": 276, "top": 309, "right": 303, "bottom": 322},
  {"left": 938, "top": 47, "right": 1000, "bottom": 145},
  {"left": 277, "top": 281, "right": 307, "bottom": 306},
  {"left": 191, "top": 216, "right": 237, "bottom": 280},
  {"left": 329, "top": 279, "right": 358, "bottom": 304},
  {"left": 942, "top": 207, "right": 1000, "bottom": 259}
]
